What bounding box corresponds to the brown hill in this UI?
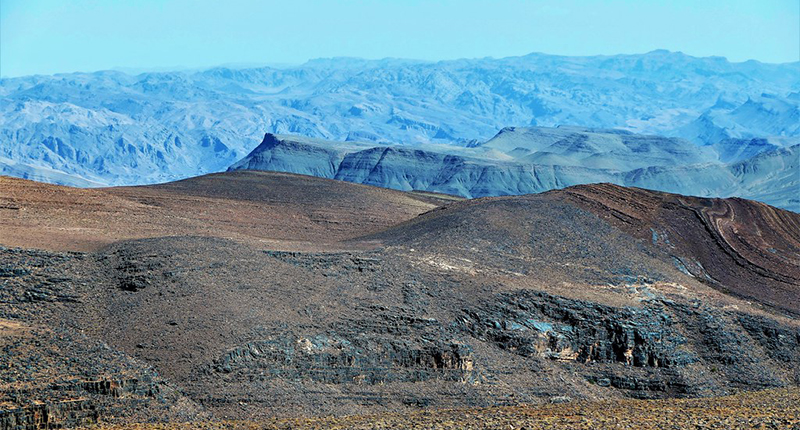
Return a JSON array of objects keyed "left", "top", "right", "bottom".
[
  {"left": 364, "top": 183, "right": 800, "bottom": 316},
  {"left": 558, "top": 184, "right": 800, "bottom": 316},
  {"left": 1, "top": 173, "right": 798, "bottom": 428},
  {"left": 0, "top": 171, "right": 451, "bottom": 252}
]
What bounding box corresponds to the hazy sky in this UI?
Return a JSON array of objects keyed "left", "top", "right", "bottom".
[{"left": 1, "top": 0, "right": 798, "bottom": 77}]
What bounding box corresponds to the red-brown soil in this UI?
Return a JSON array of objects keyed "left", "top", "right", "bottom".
[{"left": 0, "top": 171, "right": 452, "bottom": 252}]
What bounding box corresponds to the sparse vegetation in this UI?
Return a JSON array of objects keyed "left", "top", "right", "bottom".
[{"left": 82, "top": 387, "right": 800, "bottom": 430}]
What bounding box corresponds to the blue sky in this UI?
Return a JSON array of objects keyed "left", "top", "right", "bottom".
[{"left": 1, "top": 0, "right": 798, "bottom": 77}]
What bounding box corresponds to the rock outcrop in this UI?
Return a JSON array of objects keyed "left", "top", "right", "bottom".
[{"left": 228, "top": 132, "right": 799, "bottom": 211}]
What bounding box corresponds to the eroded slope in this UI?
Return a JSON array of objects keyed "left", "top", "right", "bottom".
[
  {"left": 1, "top": 174, "right": 798, "bottom": 427},
  {"left": 555, "top": 184, "right": 800, "bottom": 316}
]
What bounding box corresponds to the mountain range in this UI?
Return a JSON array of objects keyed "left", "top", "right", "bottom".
[
  {"left": 229, "top": 129, "right": 799, "bottom": 211},
  {"left": 1, "top": 50, "right": 799, "bottom": 191}
]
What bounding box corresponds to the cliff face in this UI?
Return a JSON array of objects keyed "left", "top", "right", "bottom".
[
  {"left": 227, "top": 133, "right": 351, "bottom": 178},
  {"left": 228, "top": 132, "right": 799, "bottom": 211},
  {"left": 0, "top": 257, "right": 208, "bottom": 429}
]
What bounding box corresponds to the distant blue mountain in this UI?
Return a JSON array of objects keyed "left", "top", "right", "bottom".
[
  {"left": 0, "top": 50, "right": 798, "bottom": 193},
  {"left": 673, "top": 93, "right": 800, "bottom": 144},
  {"left": 229, "top": 129, "right": 799, "bottom": 211}
]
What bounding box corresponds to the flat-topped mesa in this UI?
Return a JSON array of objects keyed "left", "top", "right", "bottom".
[
  {"left": 228, "top": 133, "right": 371, "bottom": 178},
  {"left": 227, "top": 129, "right": 799, "bottom": 211}
]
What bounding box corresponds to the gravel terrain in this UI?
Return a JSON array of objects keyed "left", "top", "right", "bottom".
[{"left": 1, "top": 172, "right": 797, "bottom": 429}]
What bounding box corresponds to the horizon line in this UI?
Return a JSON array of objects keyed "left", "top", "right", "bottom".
[{"left": 3, "top": 48, "right": 799, "bottom": 79}]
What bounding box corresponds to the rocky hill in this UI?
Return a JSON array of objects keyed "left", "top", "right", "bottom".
[{"left": 1, "top": 172, "right": 798, "bottom": 427}]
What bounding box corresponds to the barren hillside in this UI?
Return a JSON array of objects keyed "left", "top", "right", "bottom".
[{"left": 1, "top": 172, "right": 798, "bottom": 428}]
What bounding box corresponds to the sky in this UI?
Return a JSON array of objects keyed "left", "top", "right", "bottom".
[{"left": 1, "top": 0, "right": 798, "bottom": 77}]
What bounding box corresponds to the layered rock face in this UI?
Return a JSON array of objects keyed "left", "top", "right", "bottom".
[
  {"left": 555, "top": 183, "right": 800, "bottom": 315},
  {"left": 212, "top": 324, "right": 475, "bottom": 384},
  {"left": 228, "top": 131, "right": 799, "bottom": 211},
  {"left": 0, "top": 249, "right": 208, "bottom": 430}
]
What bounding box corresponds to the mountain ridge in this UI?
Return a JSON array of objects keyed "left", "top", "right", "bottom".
[
  {"left": 229, "top": 130, "right": 800, "bottom": 211},
  {"left": 2, "top": 50, "right": 798, "bottom": 186}
]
